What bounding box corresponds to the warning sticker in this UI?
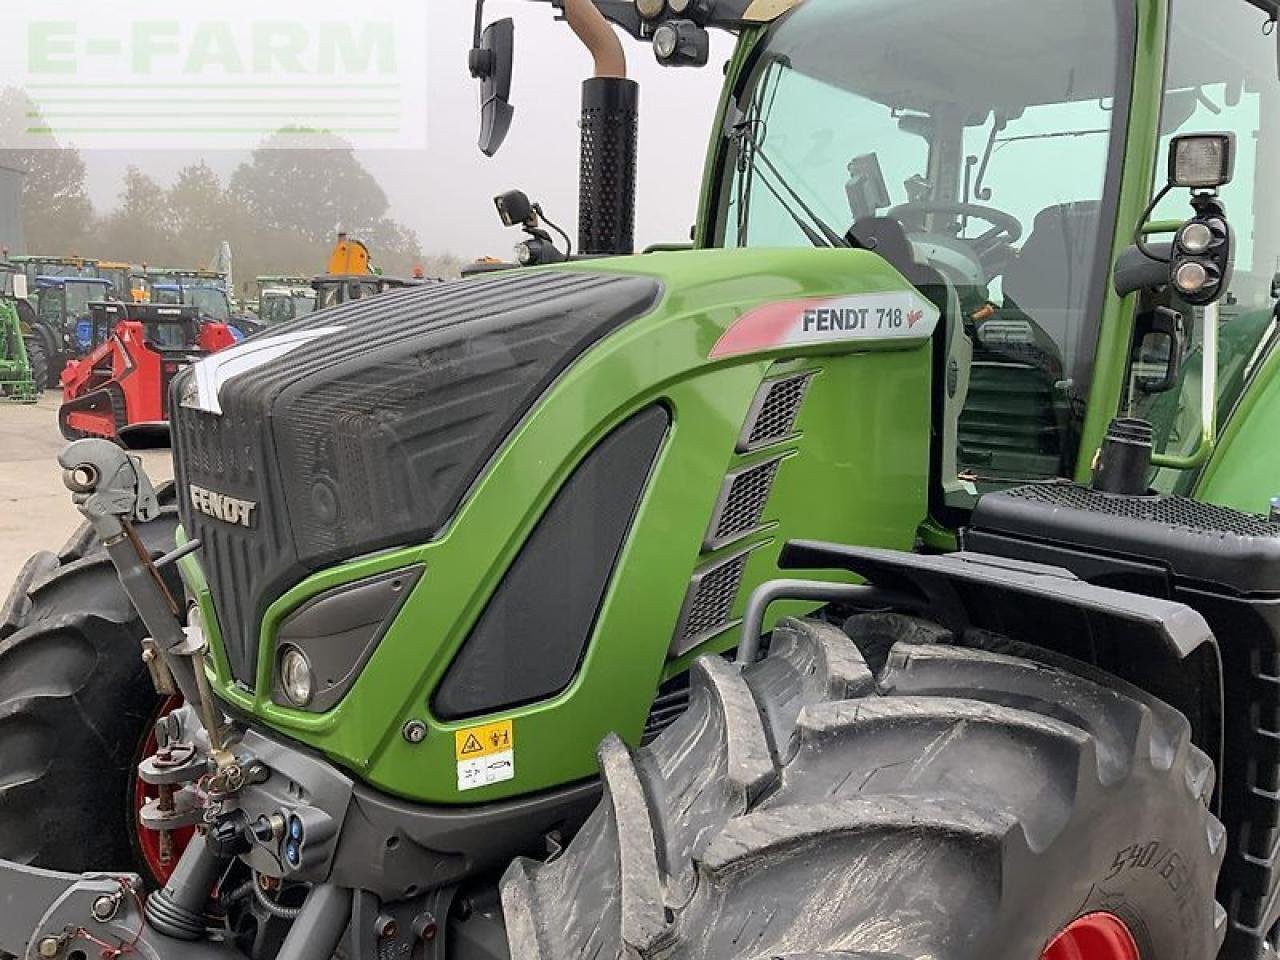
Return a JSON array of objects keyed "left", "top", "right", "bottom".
[{"left": 455, "top": 720, "right": 515, "bottom": 791}]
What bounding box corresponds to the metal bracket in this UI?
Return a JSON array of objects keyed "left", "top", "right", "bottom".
[{"left": 57, "top": 439, "right": 160, "bottom": 541}]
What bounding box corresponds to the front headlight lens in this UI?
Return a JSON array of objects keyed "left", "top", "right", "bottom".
[
  {"left": 653, "top": 23, "right": 679, "bottom": 60},
  {"left": 280, "top": 646, "right": 314, "bottom": 707}
]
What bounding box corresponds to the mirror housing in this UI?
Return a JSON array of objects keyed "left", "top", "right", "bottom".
[
  {"left": 12, "top": 273, "right": 27, "bottom": 300},
  {"left": 1114, "top": 242, "right": 1172, "bottom": 297},
  {"left": 471, "top": 17, "right": 515, "bottom": 157}
]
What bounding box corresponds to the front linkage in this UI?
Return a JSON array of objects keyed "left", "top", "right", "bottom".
[{"left": 0, "top": 441, "right": 354, "bottom": 960}]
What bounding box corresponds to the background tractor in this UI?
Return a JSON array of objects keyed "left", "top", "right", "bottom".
[
  {"left": 312, "top": 233, "right": 429, "bottom": 308},
  {"left": 1, "top": 2, "right": 1279, "bottom": 960},
  {"left": 97, "top": 260, "right": 149, "bottom": 303},
  {"left": 253, "top": 277, "right": 317, "bottom": 328},
  {"left": 27, "top": 275, "right": 115, "bottom": 388},
  {"left": 0, "top": 264, "right": 37, "bottom": 403}
]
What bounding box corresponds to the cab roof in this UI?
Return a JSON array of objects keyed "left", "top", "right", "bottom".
[{"left": 35, "top": 276, "right": 112, "bottom": 287}]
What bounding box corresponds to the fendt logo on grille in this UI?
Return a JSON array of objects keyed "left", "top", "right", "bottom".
[{"left": 189, "top": 484, "right": 258, "bottom": 529}]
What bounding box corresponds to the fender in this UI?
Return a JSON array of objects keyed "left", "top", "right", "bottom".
[{"left": 755, "top": 539, "right": 1225, "bottom": 804}]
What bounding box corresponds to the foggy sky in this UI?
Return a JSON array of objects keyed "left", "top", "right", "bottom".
[{"left": 80, "top": 2, "right": 733, "bottom": 261}]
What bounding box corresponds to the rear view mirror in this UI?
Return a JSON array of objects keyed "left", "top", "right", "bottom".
[
  {"left": 470, "top": 16, "right": 515, "bottom": 158},
  {"left": 12, "top": 274, "right": 27, "bottom": 300},
  {"left": 1132, "top": 306, "right": 1186, "bottom": 395}
]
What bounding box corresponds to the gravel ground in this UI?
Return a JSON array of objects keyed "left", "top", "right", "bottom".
[{"left": 0, "top": 391, "right": 174, "bottom": 587}]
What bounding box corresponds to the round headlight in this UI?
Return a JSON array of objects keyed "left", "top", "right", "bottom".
[
  {"left": 1173, "top": 260, "right": 1210, "bottom": 295},
  {"left": 279, "top": 647, "right": 314, "bottom": 707},
  {"left": 636, "top": 0, "right": 666, "bottom": 19},
  {"left": 653, "top": 23, "right": 679, "bottom": 61},
  {"left": 668, "top": 0, "right": 693, "bottom": 12},
  {"left": 1179, "top": 222, "right": 1214, "bottom": 256}
]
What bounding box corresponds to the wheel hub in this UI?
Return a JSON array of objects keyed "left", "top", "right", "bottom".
[
  {"left": 1041, "top": 913, "right": 1140, "bottom": 960},
  {"left": 133, "top": 696, "right": 195, "bottom": 885}
]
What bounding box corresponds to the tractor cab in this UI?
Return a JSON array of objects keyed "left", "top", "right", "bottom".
[
  {"left": 312, "top": 273, "right": 422, "bottom": 309},
  {"left": 97, "top": 261, "right": 148, "bottom": 303},
  {"left": 700, "top": 0, "right": 1280, "bottom": 516},
  {"left": 34, "top": 276, "right": 115, "bottom": 354},
  {"left": 255, "top": 276, "right": 317, "bottom": 327}
]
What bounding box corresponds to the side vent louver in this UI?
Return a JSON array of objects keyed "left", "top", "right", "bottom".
[
  {"left": 671, "top": 550, "right": 752, "bottom": 656},
  {"left": 671, "top": 369, "right": 813, "bottom": 657},
  {"left": 704, "top": 456, "right": 783, "bottom": 551},
  {"left": 737, "top": 372, "right": 813, "bottom": 452}
]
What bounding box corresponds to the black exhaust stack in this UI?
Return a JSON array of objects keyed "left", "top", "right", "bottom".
[{"left": 578, "top": 77, "right": 639, "bottom": 257}]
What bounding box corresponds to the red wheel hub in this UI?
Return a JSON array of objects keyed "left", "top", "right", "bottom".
[
  {"left": 1042, "top": 913, "right": 1140, "bottom": 960},
  {"left": 133, "top": 696, "right": 196, "bottom": 886}
]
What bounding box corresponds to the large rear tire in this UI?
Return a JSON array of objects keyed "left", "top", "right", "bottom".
[
  {"left": 503, "top": 614, "right": 1227, "bottom": 959},
  {"left": 0, "top": 496, "right": 180, "bottom": 877}
]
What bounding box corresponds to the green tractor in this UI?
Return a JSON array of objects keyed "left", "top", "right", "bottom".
[
  {"left": 2, "top": 1, "right": 1280, "bottom": 960},
  {"left": 0, "top": 263, "right": 37, "bottom": 402}
]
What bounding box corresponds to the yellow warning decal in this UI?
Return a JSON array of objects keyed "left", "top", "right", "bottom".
[{"left": 454, "top": 720, "right": 514, "bottom": 761}]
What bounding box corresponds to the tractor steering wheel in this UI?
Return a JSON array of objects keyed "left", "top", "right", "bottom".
[{"left": 887, "top": 200, "right": 1024, "bottom": 267}]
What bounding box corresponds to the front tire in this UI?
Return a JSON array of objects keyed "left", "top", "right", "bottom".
[
  {"left": 503, "top": 614, "right": 1226, "bottom": 958},
  {"left": 0, "top": 500, "right": 180, "bottom": 876}
]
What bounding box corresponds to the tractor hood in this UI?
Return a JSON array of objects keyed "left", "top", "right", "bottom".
[
  {"left": 171, "top": 269, "right": 663, "bottom": 684},
  {"left": 172, "top": 249, "right": 940, "bottom": 692}
]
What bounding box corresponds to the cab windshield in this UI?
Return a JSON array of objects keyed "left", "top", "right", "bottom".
[
  {"left": 65, "top": 281, "right": 108, "bottom": 318},
  {"left": 186, "top": 287, "right": 230, "bottom": 322},
  {"left": 717, "top": 0, "right": 1129, "bottom": 497}
]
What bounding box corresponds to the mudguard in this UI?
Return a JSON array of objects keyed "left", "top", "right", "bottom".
[{"left": 777, "top": 541, "right": 1216, "bottom": 659}]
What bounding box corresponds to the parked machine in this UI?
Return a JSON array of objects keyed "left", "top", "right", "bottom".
[
  {"left": 57, "top": 300, "right": 237, "bottom": 447},
  {"left": 255, "top": 276, "right": 317, "bottom": 327},
  {"left": 97, "top": 260, "right": 149, "bottom": 303},
  {"left": 26, "top": 275, "right": 115, "bottom": 388},
  {"left": 2, "top": 1, "right": 1280, "bottom": 960},
  {"left": 312, "top": 233, "right": 427, "bottom": 308},
  {"left": 5, "top": 254, "right": 98, "bottom": 285},
  {"left": 0, "top": 263, "right": 37, "bottom": 402}
]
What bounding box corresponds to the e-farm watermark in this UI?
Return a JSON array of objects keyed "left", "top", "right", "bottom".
[{"left": 2, "top": 1, "right": 427, "bottom": 150}]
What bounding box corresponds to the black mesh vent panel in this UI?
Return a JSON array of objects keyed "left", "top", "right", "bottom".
[
  {"left": 673, "top": 552, "right": 752, "bottom": 654},
  {"left": 739, "top": 373, "right": 812, "bottom": 452},
  {"left": 433, "top": 407, "right": 669, "bottom": 720},
  {"left": 1004, "top": 484, "right": 1280, "bottom": 538},
  {"left": 706, "top": 458, "right": 781, "bottom": 550}
]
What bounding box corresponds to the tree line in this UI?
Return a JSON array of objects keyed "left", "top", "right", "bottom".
[{"left": 0, "top": 89, "right": 460, "bottom": 291}]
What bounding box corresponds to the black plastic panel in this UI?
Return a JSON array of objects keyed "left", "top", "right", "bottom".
[
  {"left": 171, "top": 271, "right": 662, "bottom": 685},
  {"left": 971, "top": 484, "right": 1280, "bottom": 594},
  {"left": 272, "top": 566, "right": 422, "bottom": 713},
  {"left": 966, "top": 484, "right": 1280, "bottom": 957},
  {"left": 432, "top": 406, "right": 669, "bottom": 720}
]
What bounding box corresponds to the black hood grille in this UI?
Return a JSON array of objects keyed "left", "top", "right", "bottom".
[{"left": 172, "top": 270, "right": 662, "bottom": 686}]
